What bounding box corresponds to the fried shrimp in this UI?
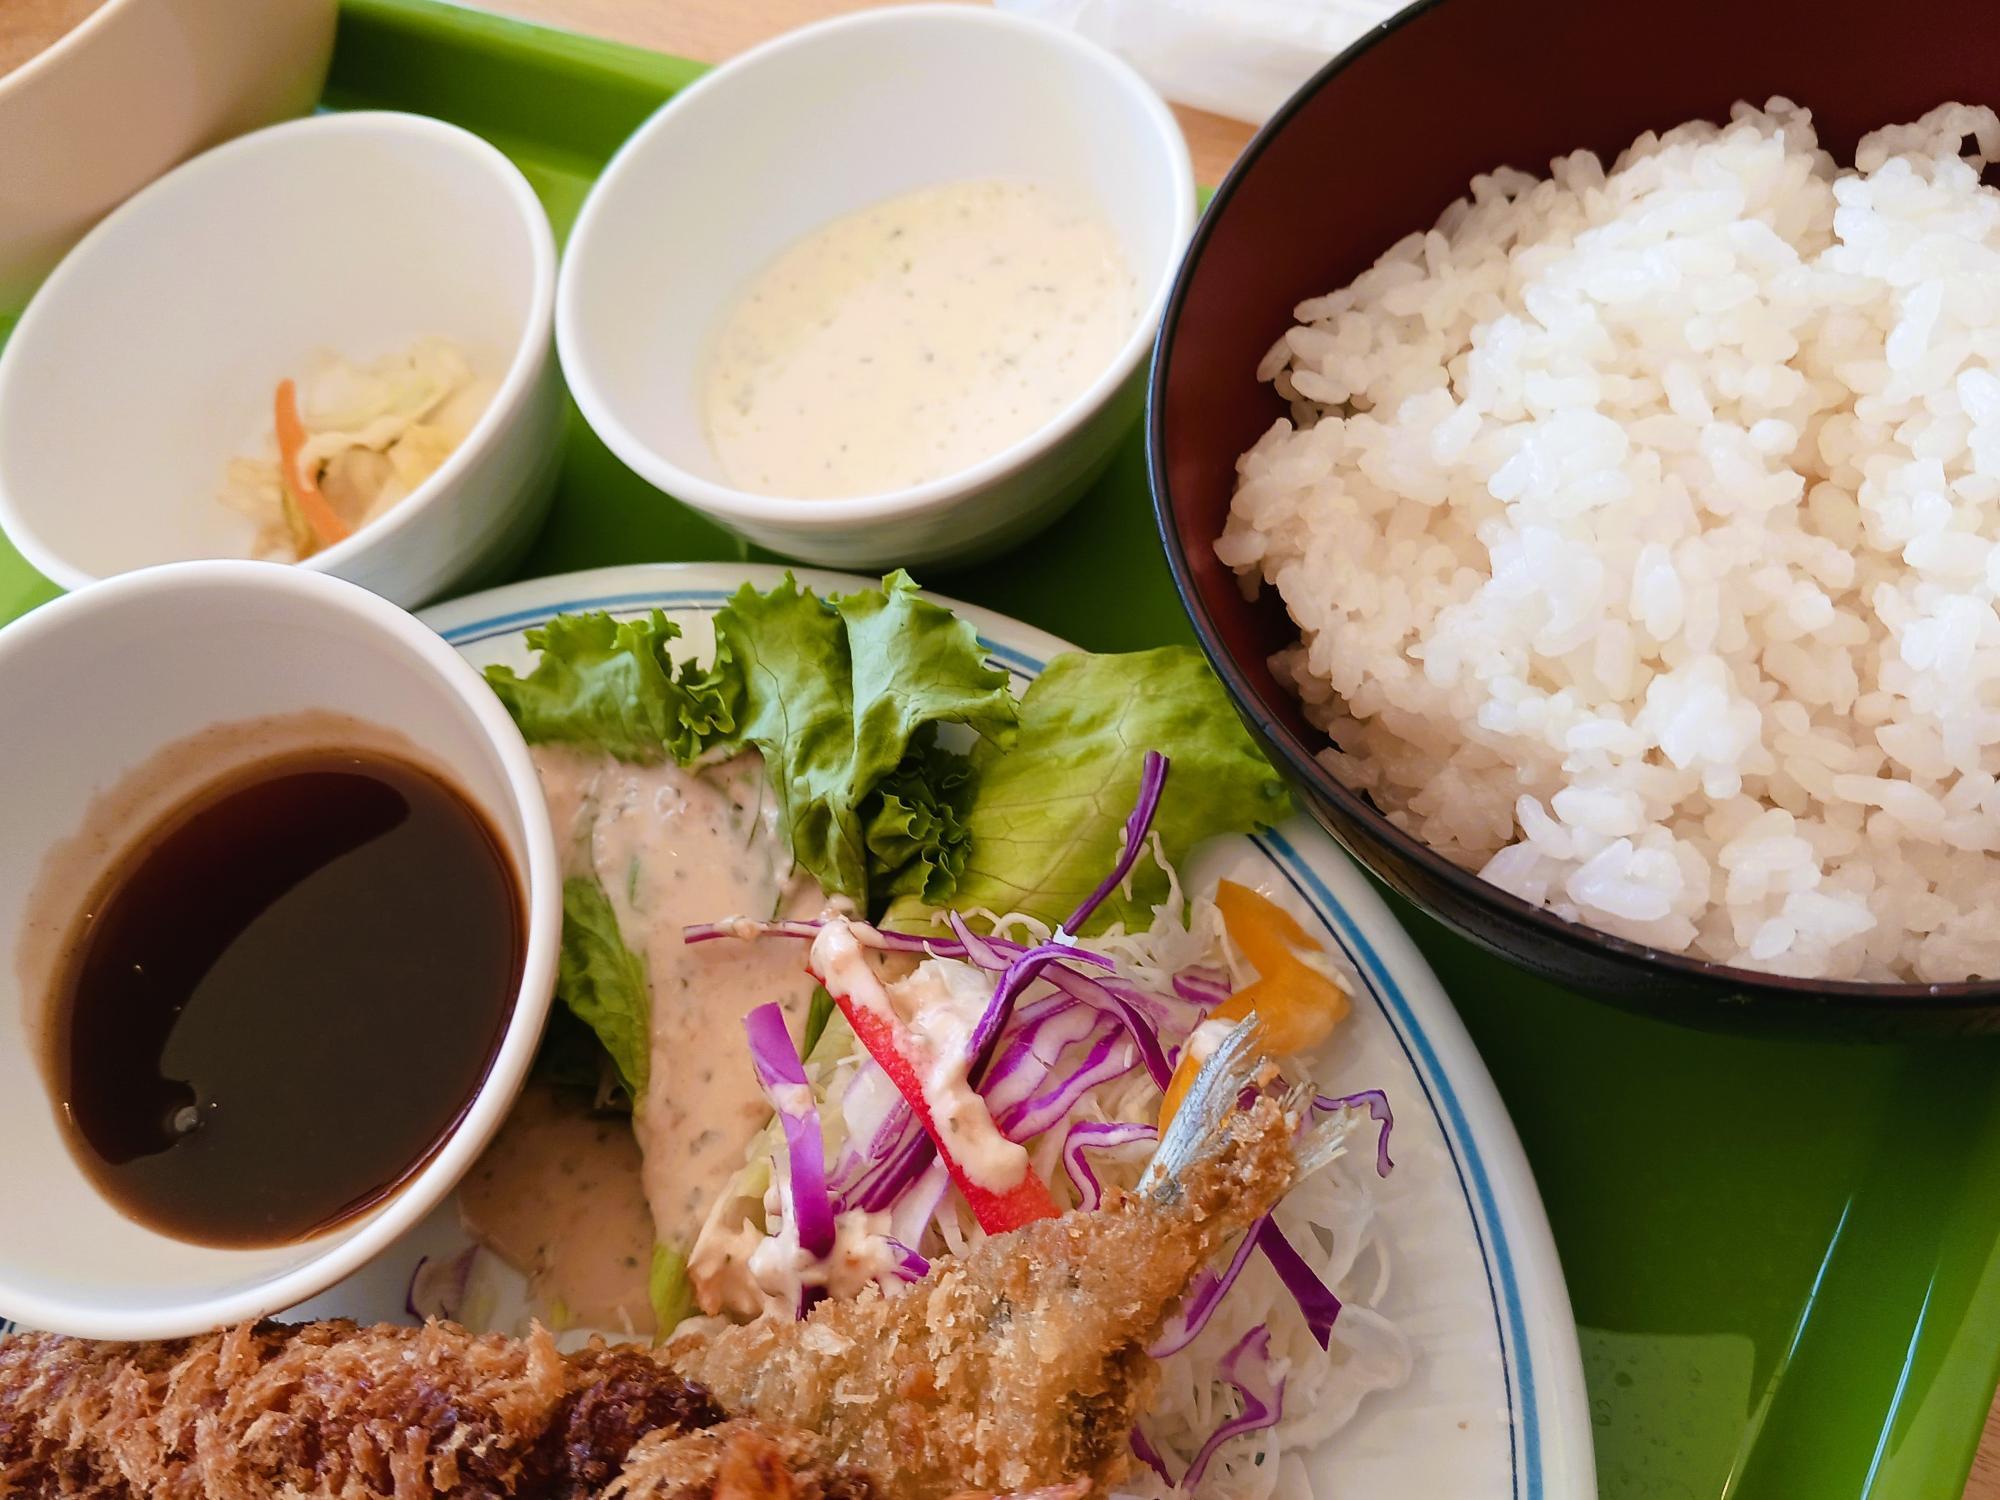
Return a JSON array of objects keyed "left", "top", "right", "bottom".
[
  {"left": 0, "top": 1023, "right": 1338, "bottom": 1500},
  {"left": 669, "top": 1021, "right": 1338, "bottom": 1500}
]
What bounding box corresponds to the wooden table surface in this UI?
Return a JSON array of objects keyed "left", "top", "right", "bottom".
[{"left": 453, "top": 1, "right": 2000, "bottom": 1493}]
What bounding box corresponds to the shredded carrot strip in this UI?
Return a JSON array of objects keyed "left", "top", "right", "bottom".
[{"left": 274, "top": 378, "right": 352, "bottom": 553}]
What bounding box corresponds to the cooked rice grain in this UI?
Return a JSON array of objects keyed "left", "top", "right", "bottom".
[{"left": 1220, "top": 99, "right": 2000, "bottom": 982}]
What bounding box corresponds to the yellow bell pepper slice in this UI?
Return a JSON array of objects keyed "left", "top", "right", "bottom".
[{"left": 1158, "top": 880, "right": 1351, "bottom": 1130}]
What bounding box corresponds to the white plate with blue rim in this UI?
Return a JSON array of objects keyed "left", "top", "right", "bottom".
[{"left": 235, "top": 562, "right": 1590, "bottom": 1499}]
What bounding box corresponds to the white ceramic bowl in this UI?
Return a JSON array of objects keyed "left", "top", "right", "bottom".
[
  {"left": 0, "top": 561, "right": 561, "bottom": 1341},
  {"left": 557, "top": 5, "right": 1194, "bottom": 570},
  {"left": 0, "top": 0, "right": 337, "bottom": 311},
  {"left": 0, "top": 111, "right": 563, "bottom": 609}
]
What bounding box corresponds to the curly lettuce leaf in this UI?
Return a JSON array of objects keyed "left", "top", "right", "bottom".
[
  {"left": 908, "top": 646, "right": 1290, "bottom": 933},
  {"left": 703, "top": 571, "right": 1016, "bottom": 901},
  {"left": 484, "top": 574, "right": 1015, "bottom": 909},
  {"left": 484, "top": 610, "right": 732, "bottom": 764},
  {"left": 556, "top": 876, "right": 651, "bottom": 1099},
  {"left": 864, "top": 728, "right": 977, "bottom": 905}
]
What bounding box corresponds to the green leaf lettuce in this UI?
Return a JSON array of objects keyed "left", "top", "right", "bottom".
[
  {"left": 903, "top": 646, "right": 1290, "bottom": 933},
  {"left": 649, "top": 1241, "right": 693, "bottom": 1340},
  {"left": 484, "top": 571, "right": 1016, "bottom": 908},
  {"left": 555, "top": 876, "right": 651, "bottom": 1099},
  {"left": 484, "top": 611, "right": 731, "bottom": 765},
  {"left": 862, "top": 727, "right": 977, "bottom": 905},
  {"left": 701, "top": 570, "right": 1016, "bottom": 901}
]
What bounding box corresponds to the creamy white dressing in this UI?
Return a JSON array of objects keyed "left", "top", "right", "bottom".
[
  {"left": 689, "top": 1202, "right": 900, "bottom": 1319},
  {"left": 752, "top": 1203, "right": 901, "bottom": 1303},
  {"left": 767, "top": 1082, "right": 817, "bottom": 1118},
  {"left": 811, "top": 919, "right": 896, "bottom": 1024},
  {"left": 686, "top": 1215, "right": 767, "bottom": 1316},
  {"left": 1186, "top": 1016, "right": 1235, "bottom": 1072},
  {"left": 701, "top": 178, "right": 1139, "bottom": 498},
  {"left": 898, "top": 957, "right": 1029, "bottom": 1192},
  {"left": 533, "top": 746, "right": 832, "bottom": 1252},
  {"left": 808, "top": 922, "right": 1028, "bottom": 1194}
]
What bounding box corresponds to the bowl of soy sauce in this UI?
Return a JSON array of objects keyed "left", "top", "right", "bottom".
[{"left": 0, "top": 560, "right": 561, "bottom": 1340}]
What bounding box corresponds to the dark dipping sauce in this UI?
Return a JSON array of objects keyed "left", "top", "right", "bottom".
[{"left": 48, "top": 747, "right": 523, "bottom": 1248}]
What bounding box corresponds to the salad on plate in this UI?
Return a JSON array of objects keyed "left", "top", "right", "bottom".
[{"left": 436, "top": 572, "right": 1413, "bottom": 1496}]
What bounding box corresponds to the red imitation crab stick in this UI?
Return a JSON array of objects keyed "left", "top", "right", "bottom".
[{"left": 809, "top": 923, "right": 1059, "bottom": 1235}]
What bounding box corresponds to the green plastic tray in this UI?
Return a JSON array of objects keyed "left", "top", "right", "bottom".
[{"left": 7, "top": 3, "right": 2000, "bottom": 1495}]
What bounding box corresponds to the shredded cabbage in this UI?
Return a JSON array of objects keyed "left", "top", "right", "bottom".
[
  {"left": 217, "top": 337, "right": 490, "bottom": 561},
  {"left": 688, "top": 770, "right": 1411, "bottom": 1496}
]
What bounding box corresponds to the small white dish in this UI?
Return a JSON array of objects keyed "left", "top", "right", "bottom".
[
  {"left": 0, "top": 561, "right": 561, "bottom": 1341},
  {"left": 0, "top": 0, "right": 336, "bottom": 310},
  {"left": 556, "top": 5, "right": 1194, "bottom": 570},
  {"left": 0, "top": 111, "right": 563, "bottom": 609}
]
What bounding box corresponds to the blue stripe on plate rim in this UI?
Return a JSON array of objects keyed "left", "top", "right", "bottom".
[{"left": 440, "top": 585, "right": 1546, "bottom": 1500}]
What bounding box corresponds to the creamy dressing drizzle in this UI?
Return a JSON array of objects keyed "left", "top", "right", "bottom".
[
  {"left": 532, "top": 746, "right": 830, "bottom": 1252},
  {"left": 810, "top": 921, "right": 1028, "bottom": 1193},
  {"left": 752, "top": 1206, "right": 900, "bottom": 1301},
  {"left": 1185, "top": 1016, "right": 1235, "bottom": 1073},
  {"left": 768, "top": 1082, "right": 816, "bottom": 1118},
  {"left": 690, "top": 1204, "right": 899, "bottom": 1318},
  {"left": 702, "top": 178, "right": 1139, "bottom": 498},
  {"left": 457, "top": 1084, "right": 654, "bottom": 1335}
]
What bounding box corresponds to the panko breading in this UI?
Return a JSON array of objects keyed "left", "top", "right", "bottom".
[
  {"left": 670, "top": 1025, "right": 1322, "bottom": 1500},
  {"left": 0, "top": 1320, "right": 848, "bottom": 1500},
  {"left": 604, "top": 1421, "right": 874, "bottom": 1499},
  {"left": 0, "top": 1024, "right": 1333, "bottom": 1500}
]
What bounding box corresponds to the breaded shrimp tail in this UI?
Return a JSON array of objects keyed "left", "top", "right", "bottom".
[{"left": 670, "top": 1020, "right": 1326, "bottom": 1500}]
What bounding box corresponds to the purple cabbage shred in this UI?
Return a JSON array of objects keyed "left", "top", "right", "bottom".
[
  {"left": 1129, "top": 1424, "right": 1176, "bottom": 1487},
  {"left": 1060, "top": 1119, "right": 1157, "bottom": 1212},
  {"left": 1180, "top": 1326, "right": 1288, "bottom": 1491},
  {"left": 744, "top": 1003, "right": 835, "bottom": 1259},
  {"left": 1314, "top": 1088, "right": 1396, "bottom": 1177},
  {"left": 1064, "top": 750, "right": 1170, "bottom": 933},
  {"left": 1254, "top": 1218, "right": 1341, "bottom": 1350}
]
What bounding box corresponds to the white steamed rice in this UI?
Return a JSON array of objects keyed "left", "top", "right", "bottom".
[{"left": 1219, "top": 98, "right": 2000, "bottom": 982}]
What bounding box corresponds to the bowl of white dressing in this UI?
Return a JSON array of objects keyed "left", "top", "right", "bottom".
[{"left": 556, "top": 5, "right": 1194, "bottom": 570}]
